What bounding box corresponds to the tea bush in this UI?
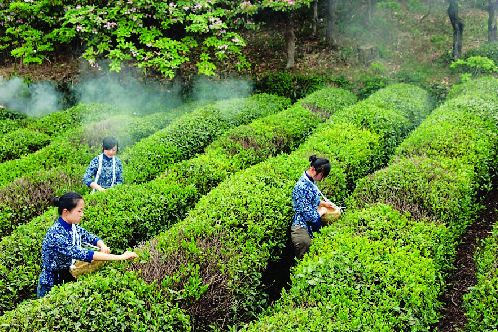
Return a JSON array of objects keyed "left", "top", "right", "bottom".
[
  {"left": 0, "top": 108, "right": 26, "bottom": 121},
  {"left": 464, "top": 219, "right": 498, "bottom": 331},
  {"left": 0, "top": 105, "right": 196, "bottom": 239},
  {"left": 465, "top": 42, "right": 498, "bottom": 65},
  {"left": 0, "top": 129, "right": 50, "bottom": 162},
  {"left": 0, "top": 92, "right": 292, "bottom": 313},
  {"left": 0, "top": 119, "right": 26, "bottom": 135},
  {"left": 0, "top": 101, "right": 194, "bottom": 187},
  {"left": 244, "top": 78, "right": 498, "bottom": 330},
  {"left": 110, "top": 83, "right": 431, "bottom": 330},
  {"left": 123, "top": 94, "right": 291, "bottom": 184},
  {"left": 0, "top": 270, "right": 191, "bottom": 331}
]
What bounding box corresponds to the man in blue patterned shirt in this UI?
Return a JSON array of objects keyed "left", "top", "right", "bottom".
[
  {"left": 83, "top": 136, "right": 123, "bottom": 192},
  {"left": 37, "top": 192, "right": 138, "bottom": 298},
  {"left": 290, "top": 155, "right": 334, "bottom": 259}
]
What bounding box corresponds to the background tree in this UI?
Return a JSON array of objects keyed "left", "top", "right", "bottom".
[
  {"left": 312, "top": 0, "right": 319, "bottom": 37},
  {"left": 489, "top": 0, "right": 498, "bottom": 42},
  {"left": 259, "top": 0, "right": 314, "bottom": 69},
  {"left": 367, "top": 0, "right": 377, "bottom": 24},
  {"left": 326, "top": 0, "right": 338, "bottom": 48},
  {"left": 448, "top": 0, "right": 464, "bottom": 59}
]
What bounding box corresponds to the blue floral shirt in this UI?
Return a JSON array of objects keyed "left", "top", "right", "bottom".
[
  {"left": 38, "top": 217, "right": 99, "bottom": 287},
  {"left": 291, "top": 172, "right": 321, "bottom": 237},
  {"left": 83, "top": 154, "right": 123, "bottom": 188}
]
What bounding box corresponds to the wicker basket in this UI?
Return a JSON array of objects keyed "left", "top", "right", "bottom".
[
  {"left": 70, "top": 260, "right": 106, "bottom": 278},
  {"left": 321, "top": 206, "right": 342, "bottom": 225}
]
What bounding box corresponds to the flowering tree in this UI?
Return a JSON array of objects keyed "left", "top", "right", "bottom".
[{"left": 0, "top": 0, "right": 312, "bottom": 76}]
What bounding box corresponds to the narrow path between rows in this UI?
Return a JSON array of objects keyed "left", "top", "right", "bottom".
[{"left": 436, "top": 177, "right": 498, "bottom": 331}]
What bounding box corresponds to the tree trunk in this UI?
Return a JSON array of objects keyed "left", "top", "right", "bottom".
[
  {"left": 326, "top": 0, "right": 337, "bottom": 48},
  {"left": 285, "top": 12, "right": 296, "bottom": 69},
  {"left": 312, "top": 0, "right": 319, "bottom": 37},
  {"left": 367, "top": 0, "right": 377, "bottom": 24},
  {"left": 489, "top": 0, "right": 498, "bottom": 42},
  {"left": 419, "top": 0, "right": 433, "bottom": 23},
  {"left": 448, "top": 0, "right": 464, "bottom": 59}
]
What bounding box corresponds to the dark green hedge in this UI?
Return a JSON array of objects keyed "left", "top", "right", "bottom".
[
  {"left": 0, "top": 270, "right": 191, "bottom": 331},
  {"left": 244, "top": 78, "right": 498, "bottom": 330},
  {"left": 0, "top": 107, "right": 196, "bottom": 239},
  {"left": 122, "top": 94, "right": 291, "bottom": 184},
  {"left": 109, "top": 83, "right": 430, "bottom": 330},
  {"left": 0, "top": 93, "right": 292, "bottom": 314},
  {"left": 0, "top": 129, "right": 50, "bottom": 162}
]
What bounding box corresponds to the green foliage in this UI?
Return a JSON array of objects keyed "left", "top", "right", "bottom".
[
  {"left": 464, "top": 221, "right": 498, "bottom": 331},
  {"left": 0, "top": 108, "right": 27, "bottom": 121},
  {"left": 0, "top": 165, "right": 86, "bottom": 239},
  {"left": 465, "top": 42, "right": 498, "bottom": 65},
  {"left": 119, "top": 83, "right": 429, "bottom": 330},
  {"left": 0, "top": 119, "right": 25, "bottom": 135},
  {"left": 0, "top": 128, "right": 50, "bottom": 162},
  {"left": 0, "top": 270, "right": 191, "bottom": 331},
  {"left": 0, "top": 103, "right": 116, "bottom": 187},
  {"left": 123, "top": 94, "right": 291, "bottom": 184},
  {"left": 0, "top": 105, "right": 192, "bottom": 240},
  {"left": 246, "top": 206, "right": 446, "bottom": 331},
  {"left": 355, "top": 74, "right": 389, "bottom": 99},
  {"left": 0, "top": 0, "right": 315, "bottom": 76},
  {"left": 255, "top": 72, "right": 332, "bottom": 102},
  {"left": 450, "top": 56, "right": 498, "bottom": 81},
  {"left": 447, "top": 76, "right": 498, "bottom": 103},
  {"left": 0, "top": 88, "right": 351, "bottom": 314},
  {"left": 245, "top": 78, "right": 497, "bottom": 331}
]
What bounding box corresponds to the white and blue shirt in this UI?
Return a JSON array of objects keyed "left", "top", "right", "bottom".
[
  {"left": 38, "top": 217, "right": 99, "bottom": 287},
  {"left": 291, "top": 172, "right": 322, "bottom": 237},
  {"left": 83, "top": 154, "right": 123, "bottom": 188}
]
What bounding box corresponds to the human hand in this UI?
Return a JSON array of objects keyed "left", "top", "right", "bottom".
[
  {"left": 98, "top": 243, "right": 111, "bottom": 254},
  {"left": 318, "top": 206, "right": 328, "bottom": 217},
  {"left": 122, "top": 251, "right": 138, "bottom": 260},
  {"left": 320, "top": 200, "right": 334, "bottom": 208}
]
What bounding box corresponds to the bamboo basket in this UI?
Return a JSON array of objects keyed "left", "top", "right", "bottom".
[{"left": 321, "top": 206, "right": 342, "bottom": 225}]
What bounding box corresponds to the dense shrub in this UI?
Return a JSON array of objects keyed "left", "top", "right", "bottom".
[
  {"left": 0, "top": 104, "right": 124, "bottom": 162},
  {"left": 0, "top": 164, "right": 86, "bottom": 238},
  {"left": 465, "top": 42, "right": 498, "bottom": 65},
  {"left": 255, "top": 72, "right": 328, "bottom": 101},
  {"left": 0, "top": 108, "right": 26, "bottom": 121},
  {"left": 0, "top": 102, "right": 193, "bottom": 187},
  {"left": 464, "top": 220, "right": 498, "bottom": 331},
  {"left": 244, "top": 204, "right": 448, "bottom": 331},
  {"left": 0, "top": 106, "right": 195, "bottom": 239},
  {"left": 0, "top": 84, "right": 430, "bottom": 327},
  {"left": 0, "top": 92, "right": 293, "bottom": 313},
  {"left": 0, "top": 119, "right": 25, "bottom": 135},
  {"left": 0, "top": 128, "right": 50, "bottom": 162},
  {"left": 25, "top": 104, "right": 98, "bottom": 137},
  {"left": 95, "top": 83, "right": 431, "bottom": 330},
  {"left": 447, "top": 76, "right": 498, "bottom": 102},
  {"left": 0, "top": 270, "right": 191, "bottom": 331},
  {"left": 244, "top": 78, "right": 498, "bottom": 330},
  {"left": 122, "top": 94, "right": 291, "bottom": 184}
]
